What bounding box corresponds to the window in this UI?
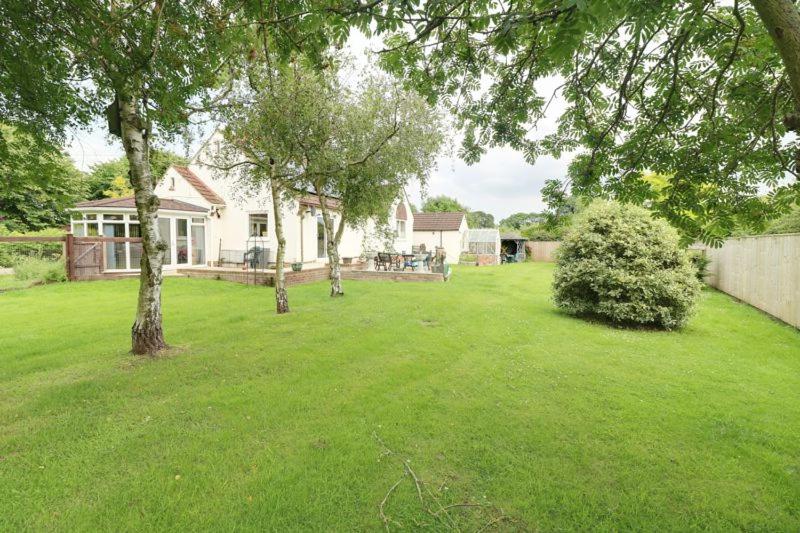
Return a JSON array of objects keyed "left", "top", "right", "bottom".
[
  {"left": 169, "top": 176, "right": 175, "bottom": 191},
  {"left": 70, "top": 212, "right": 98, "bottom": 236},
  {"left": 103, "top": 220, "right": 126, "bottom": 270},
  {"left": 176, "top": 219, "right": 189, "bottom": 265},
  {"left": 249, "top": 214, "right": 269, "bottom": 237},
  {"left": 396, "top": 220, "right": 406, "bottom": 239},
  {"left": 129, "top": 223, "right": 143, "bottom": 270},
  {"left": 158, "top": 218, "right": 172, "bottom": 266},
  {"left": 317, "top": 215, "right": 326, "bottom": 258},
  {"left": 191, "top": 221, "right": 205, "bottom": 265}
]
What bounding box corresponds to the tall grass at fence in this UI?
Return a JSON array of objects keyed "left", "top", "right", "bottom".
[{"left": 0, "top": 227, "right": 65, "bottom": 268}]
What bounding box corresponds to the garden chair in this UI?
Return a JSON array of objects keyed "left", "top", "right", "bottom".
[
  {"left": 376, "top": 252, "right": 393, "bottom": 271},
  {"left": 244, "top": 246, "right": 264, "bottom": 269}
]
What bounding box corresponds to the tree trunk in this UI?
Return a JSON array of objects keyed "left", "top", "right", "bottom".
[
  {"left": 317, "top": 192, "right": 344, "bottom": 297},
  {"left": 119, "top": 95, "right": 167, "bottom": 355},
  {"left": 752, "top": 0, "right": 800, "bottom": 171},
  {"left": 270, "top": 170, "right": 289, "bottom": 314}
]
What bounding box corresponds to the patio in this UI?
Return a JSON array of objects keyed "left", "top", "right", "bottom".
[{"left": 178, "top": 260, "right": 446, "bottom": 286}]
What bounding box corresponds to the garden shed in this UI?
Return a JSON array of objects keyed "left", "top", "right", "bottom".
[
  {"left": 500, "top": 232, "right": 527, "bottom": 263},
  {"left": 466, "top": 228, "right": 500, "bottom": 265}
]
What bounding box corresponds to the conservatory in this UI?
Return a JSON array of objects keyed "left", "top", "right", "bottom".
[{"left": 70, "top": 197, "right": 209, "bottom": 272}]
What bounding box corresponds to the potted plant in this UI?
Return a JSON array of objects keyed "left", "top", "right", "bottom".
[{"left": 291, "top": 262, "right": 303, "bottom": 272}]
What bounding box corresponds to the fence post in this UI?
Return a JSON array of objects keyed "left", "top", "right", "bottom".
[{"left": 65, "top": 233, "right": 75, "bottom": 281}]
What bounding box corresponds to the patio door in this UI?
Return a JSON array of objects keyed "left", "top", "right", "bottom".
[
  {"left": 102, "top": 217, "right": 126, "bottom": 270},
  {"left": 317, "top": 215, "right": 326, "bottom": 259},
  {"left": 176, "top": 218, "right": 189, "bottom": 265}
]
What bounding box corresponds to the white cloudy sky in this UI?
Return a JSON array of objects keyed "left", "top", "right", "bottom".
[{"left": 66, "top": 32, "right": 572, "bottom": 222}]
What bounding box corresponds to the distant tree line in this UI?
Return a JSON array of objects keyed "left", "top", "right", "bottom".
[{"left": 0, "top": 123, "right": 185, "bottom": 232}]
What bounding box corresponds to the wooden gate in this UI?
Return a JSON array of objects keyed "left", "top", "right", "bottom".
[
  {"left": 1, "top": 234, "right": 143, "bottom": 282},
  {"left": 66, "top": 235, "right": 143, "bottom": 281},
  {"left": 71, "top": 240, "right": 103, "bottom": 279}
]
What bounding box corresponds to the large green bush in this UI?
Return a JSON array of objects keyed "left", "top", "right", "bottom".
[{"left": 553, "top": 201, "right": 700, "bottom": 329}]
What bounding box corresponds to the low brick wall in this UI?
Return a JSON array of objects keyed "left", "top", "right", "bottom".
[
  {"left": 179, "top": 264, "right": 442, "bottom": 286},
  {"left": 476, "top": 254, "right": 498, "bottom": 266},
  {"left": 179, "top": 266, "right": 331, "bottom": 287},
  {"left": 342, "top": 270, "right": 444, "bottom": 282}
]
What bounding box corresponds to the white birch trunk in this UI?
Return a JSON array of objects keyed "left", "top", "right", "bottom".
[
  {"left": 270, "top": 171, "right": 289, "bottom": 313},
  {"left": 317, "top": 194, "right": 344, "bottom": 297},
  {"left": 119, "top": 96, "right": 167, "bottom": 355}
]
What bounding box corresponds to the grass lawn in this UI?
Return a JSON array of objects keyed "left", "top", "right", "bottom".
[
  {"left": 1, "top": 264, "right": 799, "bottom": 531},
  {"left": 0, "top": 274, "right": 31, "bottom": 291}
]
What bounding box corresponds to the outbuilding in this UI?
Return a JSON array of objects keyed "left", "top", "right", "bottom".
[
  {"left": 412, "top": 212, "right": 469, "bottom": 263},
  {"left": 500, "top": 231, "right": 528, "bottom": 263}
]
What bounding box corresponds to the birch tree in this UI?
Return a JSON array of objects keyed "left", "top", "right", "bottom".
[
  {"left": 300, "top": 69, "right": 443, "bottom": 297},
  {"left": 0, "top": 0, "right": 243, "bottom": 354},
  {"left": 219, "top": 61, "right": 334, "bottom": 313}
]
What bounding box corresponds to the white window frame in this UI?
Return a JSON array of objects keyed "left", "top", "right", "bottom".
[
  {"left": 248, "top": 213, "right": 269, "bottom": 238},
  {"left": 70, "top": 211, "right": 206, "bottom": 271}
]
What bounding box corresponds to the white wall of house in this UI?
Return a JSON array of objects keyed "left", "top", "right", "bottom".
[
  {"left": 413, "top": 217, "right": 469, "bottom": 262},
  {"left": 153, "top": 132, "right": 407, "bottom": 266}
]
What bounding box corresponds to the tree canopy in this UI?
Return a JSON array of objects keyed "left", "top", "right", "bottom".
[
  {"left": 0, "top": 124, "right": 86, "bottom": 231},
  {"left": 498, "top": 212, "right": 544, "bottom": 230},
  {"left": 422, "top": 195, "right": 467, "bottom": 213},
  {"left": 467, "top": 210, "right": 495, "bottom": 228},
  {"left": 0, "top": 0, "right": 249, "bottom": 354},
  {"left": 259, "top": 0, "right": 800, "bottom": 244}
]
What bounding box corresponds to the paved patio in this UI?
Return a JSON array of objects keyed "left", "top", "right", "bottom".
[{"left": 178, "top": 263, "right": 445, "bottom": 286}]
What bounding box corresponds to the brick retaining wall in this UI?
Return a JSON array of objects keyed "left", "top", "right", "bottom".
[
  {"left": 179, "top": 267, "right": 331, "bottom": 287},
  {"left": 342, "top": 270, "right": 444, "bottom": 282},
  {"left": 179, "top": 265, "right": 444, "bottom": 286}
]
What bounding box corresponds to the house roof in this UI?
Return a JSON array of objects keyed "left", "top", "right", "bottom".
[
  {"left": 413, "top": 212, "right": 466, "bottom": 231},
  {"left": 500, "top": 231, "right": 526, "bottom": 240},
  {"left": 172, "top": 165, "right": 226, "bottom": 205},
  {"left": 74, "top": 196, "right": 207, "bottom": 213},
  {"left": 298, "top": 194, "right": 342, "bottom": 210}
]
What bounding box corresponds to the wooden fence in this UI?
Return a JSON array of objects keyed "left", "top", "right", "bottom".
[
  {"left": 695, "top": 234, "right": 800, "bottom": 329},
  {"left": 525, "top": 241, "right": 560, "bottom": 262},
  {"left": 0, "top": 235, "right": 142, "bottom": 281}
]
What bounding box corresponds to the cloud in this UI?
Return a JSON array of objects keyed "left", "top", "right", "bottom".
[{"left": 406, "top": 147, "right": 570, "bottom": 220}]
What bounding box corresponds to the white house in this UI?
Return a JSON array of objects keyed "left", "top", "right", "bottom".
[
  {"left": 412, "top": 212, "right": 469, "bottom": 262},
  {"left": 70, "top": 135, "right": 415, "bottom": 273}
]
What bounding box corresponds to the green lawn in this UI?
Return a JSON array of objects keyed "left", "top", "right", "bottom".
[
  {"left": 1, "top": 264, "right": 799, "bottom": 531},
  {"left": 0, "top": 274, "right": 31, "bottom": 291}
]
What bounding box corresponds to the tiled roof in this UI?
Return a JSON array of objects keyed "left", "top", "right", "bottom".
[
  {"left": 299, "top": 194, "right": 342, "bottom": 210},
  {"left": 413, "top": 212, "right": 466, "bottom": 231},
  {"left": 173, "top": 165, "right": 225, "bottom": 205},
  {"left": 74, "top": 196, "right": 207, "bottom": 213}
]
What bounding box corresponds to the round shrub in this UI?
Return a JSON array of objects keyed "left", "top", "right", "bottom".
[{"left": 552, "top": 200, "right": 701, "bottom": 329}]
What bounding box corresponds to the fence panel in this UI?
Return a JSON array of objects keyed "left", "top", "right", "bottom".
[
  {"left": 0, "top": 236, "right": 65, "bottom": 269},
  {"left": 525, "top": 241, "right": 560, "bottom": 262},
  {"left": 698, "top": 234, "right": 800, "bottom": 328}
]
